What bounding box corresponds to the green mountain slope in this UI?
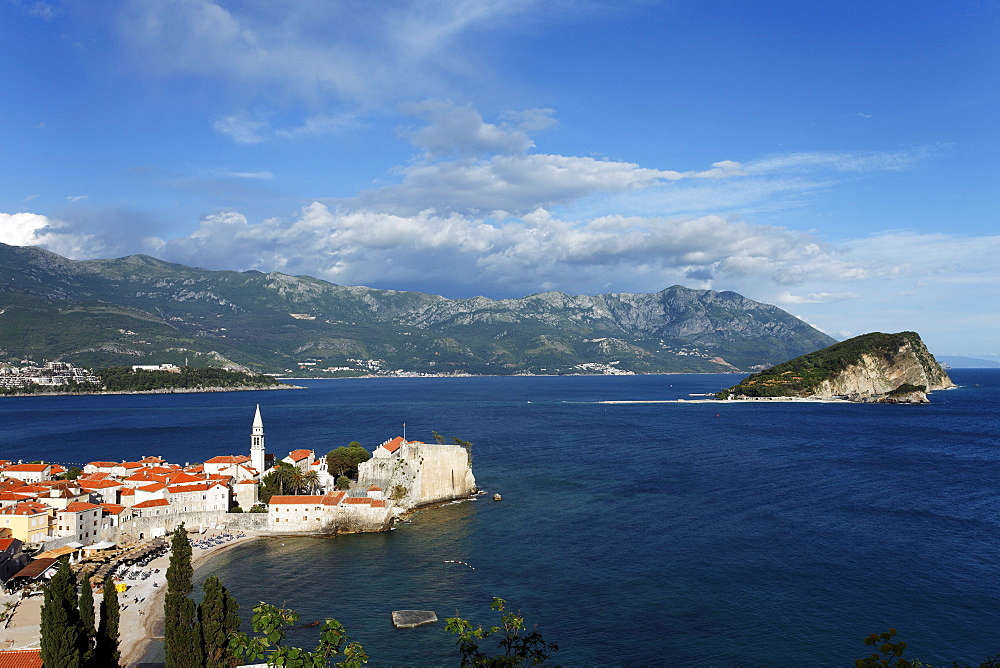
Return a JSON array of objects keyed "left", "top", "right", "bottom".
[{"left": 0, "top": 243, "right": 837, "bottom": 375}]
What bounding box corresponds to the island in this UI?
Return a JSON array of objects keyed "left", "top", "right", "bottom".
[{"left": 716, "top": 331, "right": 954, "bottom": 403}]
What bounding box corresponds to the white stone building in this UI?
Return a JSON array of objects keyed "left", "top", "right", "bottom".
[{"left": 358, "top": 437, "right": 476, "bottom": 508}]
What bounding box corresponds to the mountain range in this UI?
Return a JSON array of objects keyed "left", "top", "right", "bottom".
[{"left": 0, "top": 243, "right": 836, "bottom": 376}]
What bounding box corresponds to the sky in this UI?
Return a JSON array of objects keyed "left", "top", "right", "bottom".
[{"left": 1, "top": 0, "right": 997, "bottom": 358}]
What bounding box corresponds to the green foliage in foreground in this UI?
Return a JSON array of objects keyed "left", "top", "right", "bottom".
[
  {"left": 40, "top": 558, "right": 86, "bottom": 668},
  {"left": 719, "top": 332, "right": 927, "bottom": 398},
  {"left": 229, "top": 602, "right": 368, "bottom": 668},
  {"left": 98, "top": 366, "right": 285, "bottom": 392},
  {"left": 445, "top": 597, "right": 558, "bottom": 667},
  {"left": 94, "top": 573, "right": 121, "bottom": 667},
  {"left": 164, "top": 524, "right": 203, "bottom": 668}
]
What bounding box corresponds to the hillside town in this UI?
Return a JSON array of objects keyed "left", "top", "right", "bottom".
[
  {"left": 0, "top": 361, "right": 100, "bottom": 390},
  {"left": 0, "top": 405, "right": 477, "bottom": 597}
]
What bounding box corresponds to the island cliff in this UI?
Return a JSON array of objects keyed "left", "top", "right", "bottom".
[{"left": 718, "top": 331, "right": 954, "bottom": 403}]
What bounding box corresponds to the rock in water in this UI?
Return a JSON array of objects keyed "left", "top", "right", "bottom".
[{"left": 392, "top": 610, "right": 438, "bottom": 628}]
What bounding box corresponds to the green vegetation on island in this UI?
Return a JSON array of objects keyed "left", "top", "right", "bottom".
[
  {"left": 717, "top": 331, "right": 944, "bottom": 399},
  {"left": 97, "top": 366, "right": 286, "bottom": 392}
]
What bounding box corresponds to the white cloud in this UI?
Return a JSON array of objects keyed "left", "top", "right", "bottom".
[
  {"left": 0, "top": 212, "right": 98, "bottom": 257},
  {"left": 65, "top": 195, "right": 88, "bottom": 201},
  {"left": 118, "top": 0, "right": 548, "bottom": 103},
  {"left": 212, "top": 114, "right": 271, "bottom": 144},
  {"left": 401, "top": 100, "right": 555, "bottom": 157},
  {"left": 773, "top": 291, "right": 861, "bottom": 305},
  {"left": 222, "top": 171, "right": 273, "bottom": 180}
]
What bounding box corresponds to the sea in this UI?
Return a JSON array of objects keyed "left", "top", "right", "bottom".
[{"left": 2, "top": 370, "right": 999, "bottom": 666}]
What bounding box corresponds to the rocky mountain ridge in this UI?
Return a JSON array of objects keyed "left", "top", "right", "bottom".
[{"left": 0, "top": 243, "right": 836, "bottom": 375}]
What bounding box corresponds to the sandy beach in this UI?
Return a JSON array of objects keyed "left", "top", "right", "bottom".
[{"left": 0, "top": 531, "right": 261, "bottom": 667}]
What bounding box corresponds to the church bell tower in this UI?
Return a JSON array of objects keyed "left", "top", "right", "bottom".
[{"left": 250, "top": 404, "right": 266, "bottom": 478}]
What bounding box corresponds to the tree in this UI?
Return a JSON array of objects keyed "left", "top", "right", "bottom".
[
  {"left": 199, "top": 576, "right": 240, "bottom": 668},
  {"left": 335, "top": 475, "right": 351, "bottom": 491},
  {"left": 265, "top": 462, "right": 304, "bottom": 497},
  {"left": 78, "top": 575, "right": 96, "bottom": 664},
  {"left": 229, "top": 602, "right": 367, "bottom": 668},
  {"left": 444, "top": 597, "right": 557, "bottom": 667},
  {"left": 40, "top": 557, "right": 86, "bottom": 668},
  {"left": 302, "top": 470, "right": 320, "bottom": 495},
  {"left": 855, "top": 629, "right": 912, "bottom": 668},
  {"left": 164, "top": 524, "right": 203, "bottom": 668},
  {"left": 94, "top": 573, "right": 121, "bottom": 667},
  {"left": 325, "top": 443, "right": 371, "bottom": 479}
]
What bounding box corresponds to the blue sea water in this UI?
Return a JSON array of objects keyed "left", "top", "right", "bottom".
[{"left": 2, "top": 371, "right": 999, "bottom": 666}]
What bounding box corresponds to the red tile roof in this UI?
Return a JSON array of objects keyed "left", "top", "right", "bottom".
[
  {"left": 367, "top": 485, "right": 382, "bottom": 491},
  {"left": 63, "top": 502, "right": 101, "bottom": 513},
  {"left": 269, "top": 495, "right": 326, "bottom": 505},
  {"left": 286, "top": 449, "right": 312, "bottom": 462},
  {"left": 370, "top": 499, "right": 387, "bottom": 508},
  {"left": 324, "top": 492, "right": 347, "bottom": 505},
  {"left": 85, "top": 461, "right": 118, "bottom": 468},
  {"left": 0, "top": 538, "right": 19, "bottom": 551},
  {"left": 0, "top": 502, "right": 48, "bottom": 515},
  {"left": 132, "top": 499, "right": 170, "bottom": 509},
  {"left": 137, "top": 483, "right": 167, "bottom": 493},
  {"left": 343, "top": 497, "right": 373, "bottom": 505},
  {"left": 167, "top": 483, "right": 221, "bottom": 494},
  {"left": 381, "top": 437, "right": 404, "bottom": 453},
  {"left": 205, "top": 455, "right": 251, "bottom": 464},
  {"left": 2, "top": 464, "right": 49, "bottom": 472},
  {"left": 78, "top": 480, "right": 122, "bottom": 490},
  {"left": 0, "top": 649, "right": 42, "bottom": 667},
  {"left": 100, "top": 503, "right": 126, "bottom": 515}
]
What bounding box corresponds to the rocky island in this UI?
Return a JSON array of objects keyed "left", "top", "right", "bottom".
[{"left": 717, "top": 331, "right": 954, "bottom": 403}]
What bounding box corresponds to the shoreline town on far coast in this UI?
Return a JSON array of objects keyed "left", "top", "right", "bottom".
[{"left": 0, "top": 404, "right": 477, "bottom": 663}]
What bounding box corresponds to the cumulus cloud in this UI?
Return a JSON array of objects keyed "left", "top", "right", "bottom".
[
  {"left": 401, "top": 100, "right": 555, "bottom": 157},
  {"left": 0, "top": 212, "right": 98, "bottom": 257},
  {"left": 145, "top": 202, "right": 894, "bottom": 298}
]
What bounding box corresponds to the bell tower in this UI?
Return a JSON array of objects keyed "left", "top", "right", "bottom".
[{"left": 250, "top": 404, "right": 265, "bottom": 478}]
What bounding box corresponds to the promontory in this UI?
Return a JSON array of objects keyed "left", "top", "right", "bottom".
[{"left": 717, "top": 331, "right": 954, "bottom": 403}]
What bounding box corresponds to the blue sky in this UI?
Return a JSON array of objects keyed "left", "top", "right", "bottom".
[{"left": 1, "top": 0, "right": 997, "bottom": 358}]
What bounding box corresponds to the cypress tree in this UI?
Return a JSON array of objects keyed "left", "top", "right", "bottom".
[
  {"left": 164, "top": 524, "right": 203, "bottom": 668},
  {"left": 40, "top": 558, "right": 86, "bottom": 668},
  {"left": 78, "top": 575, "right": 96, "bottom": 664},
  {"left": 199, "top": 576, "right": 241, "bottom": 668},
  {"left": 94, "top": 573, "right": 121, "bottom": 667}
]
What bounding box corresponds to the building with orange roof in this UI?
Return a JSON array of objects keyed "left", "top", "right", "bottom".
[
  {"left": 282, "top": 448, "right": 315, "bottom": 473},
  {"left": 131, "top": 498, "right": 171, "bottom": 517},
  {"left": 0, "top": 463, "right": 52, "bottom": 484},
  {"left": 55, "top": 502, "right": 103, "bottom": 542},
  {"left": 0, "top": 502, "right": 51, "bottom": 544}
]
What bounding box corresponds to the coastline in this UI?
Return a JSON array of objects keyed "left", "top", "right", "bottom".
[
  {"left": 0, "top": 384, "right": 304, "bottom": 399},
  {"left": 119, "top": 531, "right": 262, "bottom": 666}
]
